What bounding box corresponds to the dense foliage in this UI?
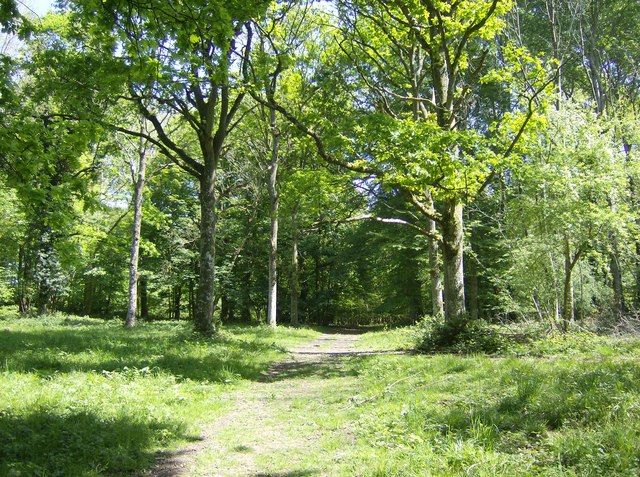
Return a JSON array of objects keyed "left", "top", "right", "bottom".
[{"left": 0, "top": 0, "right": 639, "bottom": 336}]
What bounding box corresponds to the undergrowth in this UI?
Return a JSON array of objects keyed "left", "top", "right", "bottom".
[{"left": 416, "top": 315, "right": 508, "bottom": 354}]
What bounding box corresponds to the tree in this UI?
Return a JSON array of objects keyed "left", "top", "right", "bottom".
[
  {"left": 502, "top": 100, "right": 632, "bottom": 328},
  {"left": 123, "top": 119, "right": 151, "bottom": 327},
  {"left": 263, "top": 0, "right": 549, "bottom": 329},
  {"left": 0, "top": 13, "right": 108, "bottom": 314},
  {"left": 66, "top": 0, "right": 270, "bottom": 333}
]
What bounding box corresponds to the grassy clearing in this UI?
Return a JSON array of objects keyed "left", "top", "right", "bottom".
[
  {"left": 0, "top": 311, "right": 319, "bottom": 476},
  {"left": 263, "top": 328, "right": 640, "bottom": 476},
  {"left": 3, "top": 311, "right": 639, "bottom": 476}
]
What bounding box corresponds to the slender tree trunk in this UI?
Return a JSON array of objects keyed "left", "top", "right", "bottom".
[
  {"left": 562, "top": 267, "right": 574, "bottom": 332},
  {"left": 241, "top": 269, "right": 252, "bottom": 322},
  {"left": 466, "top": 254, "right": 480, "bottom": 321},
  {"left": 607, "top": 192, "right": 624, "bottom": 316},
  {"left": 610, "top": 245, "right": 624, "bottom": 316},
  {"left": 441, "top": 199, "right": 466, "bottom": 324},
  {"left": 17, "top": 245, "right": 29, "bottom": 314},
  {"left": 426, "top": 192, "right": 444, "bottom": 315},
  {"left": 562, "top": 236, "right": 576, "bottom": 332},
  {"left": 221, "top": 293, "right": 229, "bottom": 322},
  {"left": 545, "top": 0, "right": 564, "bottom": 109},
  {"left": 188, "top": 277, "right": 195, "bottom": 321},
  {"left": 125, "top": 133, "right": 147, "bottom": 328},
  {"left": 290, "top": 204, "right": 300, "bottom": 326},
  {"left": 411, "top": 65, "right": 444, "bottom": 318},
  {"left": 195, "top": 169, "right": 218, "bottom": 334},
  {"left": 267, "top": 106, "right": 279, "bottom": 329},
  {"left": 174, "top": 285, "right": 182, "bottom": 320},
  {"left": 36, "top": 230, "right": 56, "bottom": 315},
  {"left": 428, "top": 221, "right": 444, "bottom": 316}
]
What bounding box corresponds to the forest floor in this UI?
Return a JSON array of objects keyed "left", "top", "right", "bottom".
[{"left": 149, "top": 329, "right": 394, "bottom": 476}]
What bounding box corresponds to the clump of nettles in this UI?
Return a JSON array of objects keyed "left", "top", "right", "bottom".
[{"left": 416, "top": 315, "right": 507, "bottom": 354}]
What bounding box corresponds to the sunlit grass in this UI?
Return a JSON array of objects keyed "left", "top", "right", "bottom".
[
  {"left": 3, "top": 311, "right": 639, "bottom": 476},
  {"left": 263, "top": 326, "right": 640, "bottom": 476},
  {"left": 0, "top": 312, "right": 320, "bottom": 476}
]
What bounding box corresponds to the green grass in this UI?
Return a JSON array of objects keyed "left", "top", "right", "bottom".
[
  {"left": 355, "top": 325, "right": 420, "bottom": 351},
  {"left": 0, "top": 312, "right": 320, "bottom": 476},
  {"left": 262, "top": 327, "right": 640, "bottom": 476},
  {"left": 3, "top": 311, "right": 640, "bottom": 476}
]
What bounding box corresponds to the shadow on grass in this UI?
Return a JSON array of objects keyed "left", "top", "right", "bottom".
[
  {"left": 0, "top": 409, "right": 193, "bottom": 477},
  {"left": 260, "top": 354, "right": 376, "bottom": 382},
  {"left": 442, "top": 360, "right": 640, "bottom": 434},
  {"left": 0, "top": 325, "right": 287, "bottom": 383}
]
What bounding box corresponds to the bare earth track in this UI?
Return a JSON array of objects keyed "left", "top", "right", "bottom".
[{"left": 147, "top": 330, "right": 388, "bottom": 477}]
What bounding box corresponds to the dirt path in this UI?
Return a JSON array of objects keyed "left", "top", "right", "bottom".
[{"left": 148, "top": 330, "right": 371, "bottom": 477}]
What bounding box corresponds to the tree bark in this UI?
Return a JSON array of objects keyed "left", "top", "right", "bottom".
[
  {"left": 17, "top": 245, "right": 30, "bottom": 314},
  {"left": 562, "top": 236, "right": 580, "bottom": 332},
  {"left": 188, "top": 276, "right": 195, "bottom": 321},
  {"left": 125, "top": 132, "right": 147, "bottom": 328},
  {"left": 610, "top": 244, "right": 624, "bottom": 316},
  {"left": 241, "top": 269, "right": 252, "bottom": 322},
  {"left": 267, "top": 106, "right": 279, "bottom": 329},
  {"left": 195, "top": 170, "right": 218, "bottom": 334},
  {"left": 36, "top": 230, "right": 56, "bottom": 315},
  {"left": 441, "top": 199, "right": 466, "bottom": 324},
  {"left": 426, "top": 191, "right": 444, "bottom": 316},
  {"left": 466, "top": 254, "right": 480, "bottom": 321},
  {"left": 173, "top": 284, "right": 182, "bottom": 320},
  {"left": 82, "top": 274, "right": 94, "bottom": 316}
]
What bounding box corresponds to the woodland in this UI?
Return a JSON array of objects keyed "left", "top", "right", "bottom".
[
  {"left": 2, "top": 1, "right": 640, "bottom": 475},
  {"left": 1, "top": 0, "right": 639, "bottom": 337}
]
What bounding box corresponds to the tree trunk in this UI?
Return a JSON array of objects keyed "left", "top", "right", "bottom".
[
  {"left": 428, "top": 217, "right": 444, "bottom": 316},
  {"left": 188, "top": 277, "right": 195, "bottom": 321},
  {"left": 17, "top": 245, "right": 30, "bottom": 314},
  {"left": 125, "top": 133, "right": 147, "bottom": 328},
  {"left": 610, "top": 251, "right": 624, "bottom": 316},
  {"left": 562, "top": 236, "right": 575, "bottom": 332},
  {"left": 441, "top": 199, "right": 466, "bottom": 324},
  {"left": 241, "top": 269, "right": 252, "bottom": 322},
  {"left": 195, "top": 170, "right": 218, "bottom": 334},
  {"left": 36, "top": 230, "right": 56, "bottom": 316},
  {"left": 267, "top": 106, "right": 279, "bottom": 329},
  {"left": 221, "top": 293, "right": 229, "bottom": 322},
  {"left": 173, "top": 284, "right": 182, "bottom": 320},
  {"left": 466, "top": 253, "right": 480, "bottom": 321},
  {"left": 290, "top": 204, "right": 300, "bottom": 326}
]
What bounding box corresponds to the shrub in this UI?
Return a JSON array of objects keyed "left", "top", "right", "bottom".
[{"left": 416, "top": 315, "right": 507, "bottom": 354}]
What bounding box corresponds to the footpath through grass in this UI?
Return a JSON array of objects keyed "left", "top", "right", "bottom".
[
  {"left": 2, "top": 312, "right": 640, "bottom": 476},
  {"left": 0, "top": 311, "right": 319, "bottom": 476},
  {"left": 277, "top": 328, "right": 640, "bottom": 476}
]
